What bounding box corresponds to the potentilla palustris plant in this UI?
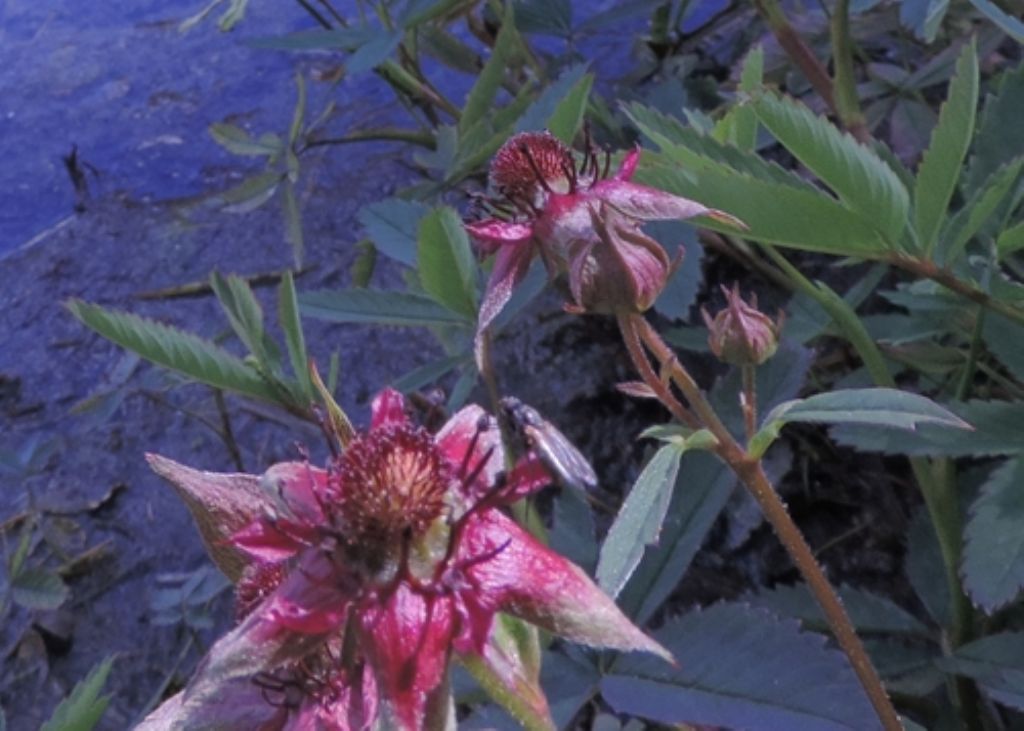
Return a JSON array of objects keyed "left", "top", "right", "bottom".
[
  {"left": 465, "top": 132, "right": 906, "bottom": 730},
  {"left": 138, "top": 388, "right": 670, "bottom": 730}
]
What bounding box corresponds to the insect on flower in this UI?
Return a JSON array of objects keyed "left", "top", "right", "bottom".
[{"left": 500, "top": 396, "right": 598, "bottom": 492}]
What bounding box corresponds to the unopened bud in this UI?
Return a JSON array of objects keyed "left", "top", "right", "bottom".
[
  {"left": 702, "top": 285, "right": 783, "bottom": 366},
  {"left": 567, "top": 205, "right": 681, "bottom": 315}
]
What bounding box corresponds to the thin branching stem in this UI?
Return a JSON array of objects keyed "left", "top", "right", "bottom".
[
  {"left": 891, "top": 255, "right": 1024, "bottom": 327},
  {"left": 620, "top": 313, "right": 903, "bottom": 731}
]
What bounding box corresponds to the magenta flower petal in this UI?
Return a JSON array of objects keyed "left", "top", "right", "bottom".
[
  {"left": 466, "top": 219, "right": 535, "bottom": 254},
  {"left": 263, "top": 462, "right": 329, "bottom": 525},
  {"left": 475, "top": 239, "right": 536, "bottom": 367},
  {"left": 434, "top": 404, "right": 503, "bottom": 498},
  {"left": 462, "top": 509, "right": 673, "bottom": 663},
  {"left": 140, "top": 554, "right": 352, "bottom": 728},
  {"left": 615, "top": 146, "right": 641, "bottom": 181},
  {"left": 357, "top": 583, "right": 457, "bottom": 729},
  {"left": 266, "top": 552, "right": 353, "bottom": 635},
  {"left": 502, "top": 453, "right": 554, "bottom": 501},
  {"left": 231, "top": 520, "right": 309, "bottom": 563},
  {"left": 370, "top": 388, "right": 408, "bottom": 430},
  {"left": 591, "top": 179, "right": 718, "bottom": 222}
]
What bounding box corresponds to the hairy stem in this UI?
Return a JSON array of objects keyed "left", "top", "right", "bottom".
[
  {"left": 752, "top": 0, "right": 836, "bottom": 115},
  {"left": 759, "top": 244, "right": 980, "bottom": 727},
  {"left": 890, "top": 255, "right": 1024, "bottom": 327},
  {"left": 622, "top": 313, "right": 903, "bottom": 731},
  {"left": 741, "top": 364, "right": 757, "bottom": 442}
]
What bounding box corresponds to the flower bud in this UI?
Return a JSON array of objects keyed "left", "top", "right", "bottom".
[
  {"left": 567, "top": 205, "right": 681, "bottom": 315},
  {"left": 702, "top": 285, "right": 783, "bottom": 366}
]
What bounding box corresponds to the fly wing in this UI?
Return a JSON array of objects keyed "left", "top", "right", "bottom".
[
  {"left": 500, "top": 397, "right": 597, "bottom": 492},
  {"left": 528, "top": 421, "right": 598, "bottom": 492}
]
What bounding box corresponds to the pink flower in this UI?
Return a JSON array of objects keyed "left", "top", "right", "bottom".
[
  {"left": 140, "top": 389, "right": 670, "bottom": 730},
  {"left": 467, "top": 131, "right": 744, "bottom": 358}
]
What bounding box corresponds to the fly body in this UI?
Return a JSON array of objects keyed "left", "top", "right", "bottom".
[{"left": 500, "top": 397, "right": 597, "bottom": 492}]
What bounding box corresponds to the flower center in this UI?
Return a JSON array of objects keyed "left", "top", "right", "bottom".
[
  {"left": 484, "top": 130, "right": 611, "bottom": 219},
  {"left": 333, "top": 423, "right": 450, "bottom": 543}
]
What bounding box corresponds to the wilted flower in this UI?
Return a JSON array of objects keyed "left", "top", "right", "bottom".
[
  {"left": 466, "top": 131, "right": 744, "bottom": 355},
  {"left": 702, "top": 284, "right": 784, "bottom": 366},
  {"left": 139, "top": 389, "right": 670, "bottom": 730}
]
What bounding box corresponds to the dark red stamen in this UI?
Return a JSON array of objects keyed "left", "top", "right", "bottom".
[{"left": 518, "top": 143, "right": 555, "bottom": 194}]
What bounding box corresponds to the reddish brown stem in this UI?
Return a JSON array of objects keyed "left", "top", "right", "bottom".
[
  {"left": 890, "top": 255, "right": 1024, "bottom": 327},
  {"left": 621, "top": 314, "right": 903, "bottom": 731},
  {"left": 753, "top": 0, "right": 836, "bottom": 112}
]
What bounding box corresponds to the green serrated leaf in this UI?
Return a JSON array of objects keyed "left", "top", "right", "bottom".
[
  {"left": 939, "top": 633, "right": 1024, "bottom": 710},
  {"left": 245, "top": 27, "right": 372, "bottom": 52},
  {"left": 392, "top": 354, "right": 468, "bottom": 393},
  {"left": 998, "top": 220, "right": 1024, "bottom": 258},
  {"left": 40, "top": 657, "right": 114, "bottom": 731},
  {"left": 967, "top": 61, "right": 1024, "bottom": 194},
  {"left": 417, "top": 207, "right": 479, "bottom": 318},
  {"left": 299, "top": 289, "right": 472, "bottom": 326},
  {"left": 967, "top": 0, "right": 1024, "bottom": 43},
  {"left": 11, "top": 567, "right": 69, "bottom": 610},
  {"left": 282, "top": 180, "right": 304, "bottom": 267},
  {"left": 217, "top": 0, "right": 247, "bottom": 30},
  {"left": 347, "top": 29, "right": 403, "bottom": 76},
  {"left": 288, "top": 74, "right": 306, "bottom": 145},
  {"left": 962, "top": 457, "right": 1024, "bottom": 611},
  {"left": 906, "top": 505, "right": 951, "bottom": 627},
  {"left": 546, "top": 71, "right": 593, "bottom": 144},
  {"left": 983, "top": 311, "right": 1024, "bottom": 384},
  {"left": 730, "top": 46, "right": 763, "bottom": 150},
  {"left": 603, "top": 603, "right": 879, "bottom": 729},
  {"left": 899, "top": 0, "right": 949, "bottom": 42},
  {"left": 762, "top": 388, "right": 969, "bottom": 434},
  {"left": 914, "top": 40, "right": 979, "bottom": 257},
  {"left": 218, "top": 171, "right": 282, "bottom": 214},
  {"left": 597, "top": 444, "right": 684, "bottom": 598},
  {"left": 516, "top": 65, "right": 588, "bottom": 134},
  {"left": 358, "top": 198, "right": 430, "bottom": 266},
  {"left": 940, "top": 158, "right": 1024, "bottom": 264},
  {"left": 515, "top": 0, "right": 572, "bottom": 36},
  {"left": 638, "top": 159, "right": 889, "bottom": 256},
  {"left": 209, "top": 123, "right": 282, "bottom": 156},
  {"left": 278, "top": 272, "right": 311, "bottom": 400},
  {"left": 460, "top": 4, "right": 520, "bottom": 134},
  {"left": 349, "top": 240, "right": 378, "bottom": 286},
  {"left": 750, "top": 583, "right": 931, "bottom": 637},
  {"left": 624, "top": 103, "right": 817, "bottom": 190},
  {"left": 754, "top": 92, "right": 909, "bottom": 243},
  {"left": 66, "top": 301, "right": 280, "bottom": 403},
  {"left": 833, "top": 399, "right": 1024, "bottom": 457},
  {"left": 210, "top": 272, "right": 280, "bottom": 374},
  {"left": 418, "top": 26, "right": 481, "bottom": 74}
]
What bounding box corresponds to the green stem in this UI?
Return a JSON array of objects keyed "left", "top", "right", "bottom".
[
  {"left": 303, "top": 127, "right": 437, "bottom": 151},
  {"left": 378, "top": 60, "right": 462, "bottom": 120},
  {"left": 623, "top": 314, "right": 902, "bottom": 731},
  {"left": 829, "top": 0, "right": 870, "bottom": 142},
  {"left": 956, "top": 307, "right": 986, "bottom": 401}
]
